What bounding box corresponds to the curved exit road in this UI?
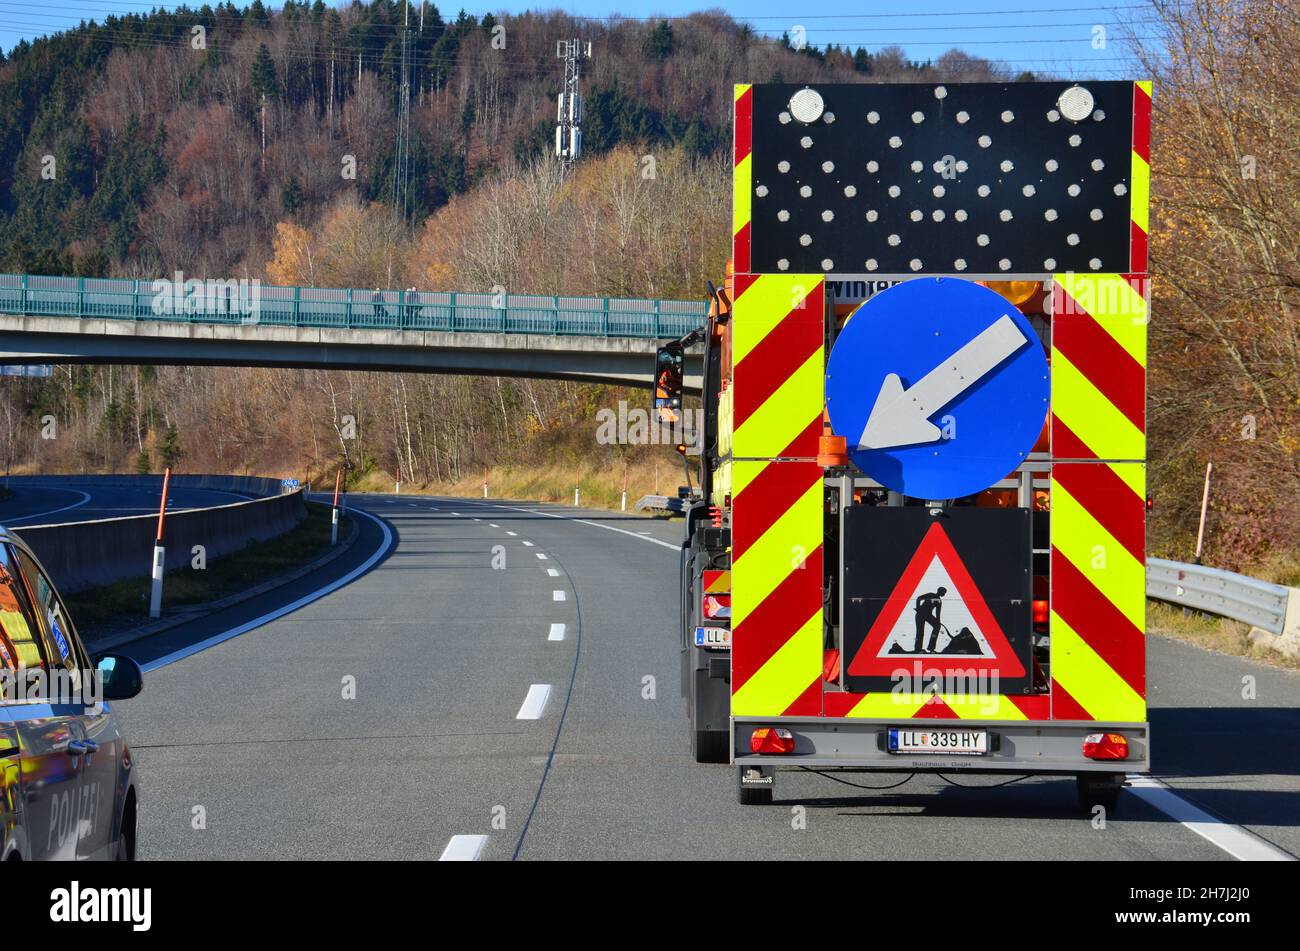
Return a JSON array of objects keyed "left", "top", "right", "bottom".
[
  {"left": 109, "top": 496, "right": 1299, "bottom": 861},
  {"left": 0, "top": 481, "right": 256, "bottom": 527}
]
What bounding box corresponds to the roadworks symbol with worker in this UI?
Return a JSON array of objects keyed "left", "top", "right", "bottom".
[{"left": 881, "top": 558, "right": 992, "bottom": 657}]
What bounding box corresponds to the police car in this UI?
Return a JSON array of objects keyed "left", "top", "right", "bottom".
[{"left": 0, "top": 528, "right": 142, "bottom": 860}]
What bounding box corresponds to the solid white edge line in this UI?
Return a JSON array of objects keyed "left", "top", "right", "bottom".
[
  {"left": 2, "top": 488, "right": 93, "bottom": 525},
  {"left": 1126, "top": 775, "right": 1295, "bottom": 861},
  {"left": 142, "top": 507, "right": 395, "bottom": 672},
  {"left": 548, "top": 623, "right": 566, "bottom": 642},
  {"left": 516, "top": 684, "right": 552, "bottom": 720},
  {"left": 439, "top": 834, "right": 488, "bottom": 861},
  {"left": 552, "top": 590, "right": 565, "bottom": 601}
]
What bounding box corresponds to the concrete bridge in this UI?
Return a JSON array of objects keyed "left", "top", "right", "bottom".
[{"left": 0, "top": 274, "right": 706, "bottom": 389}]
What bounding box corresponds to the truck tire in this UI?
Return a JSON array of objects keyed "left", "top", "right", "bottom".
[
  {"left": 737, "top": 767, "right": 774, "bottom": 805},
  {"left": 693, "top": 729, "right": 730, "bottom": 764},
  {"left": 1076, "top": 773, "right": 1123, "bottom": 815}
]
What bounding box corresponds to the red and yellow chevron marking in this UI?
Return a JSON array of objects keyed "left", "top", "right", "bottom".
[
  {"left": 1129, "top": 81, "right": 1152, "bottom": 274},
  {"left": 731, "top": 274, "right": 824, "bottom": 459},
  {"left": 733, "top": 84, "right": 753, "bottom": 273},
  {"left": 1050, "top": 461, "right": 1146, "bottom": 722},
  {"left": 703, "top": 570, "right": 730, "bottom": 594},
  {"left": 824, "top": 692, "right": 1049, "bottom": 721},
  {"left": 1051, "top": 273, "right": 1148, "bottom": 461},
  {"left": 731, "top": 459, "right": 823, "bottom": 717}
]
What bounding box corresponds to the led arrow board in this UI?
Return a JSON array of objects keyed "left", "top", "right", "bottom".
[{"left": 825, "top": 277, "right": 1048, "bottom": 499}]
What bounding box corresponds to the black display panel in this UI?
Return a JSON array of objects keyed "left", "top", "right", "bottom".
[{"left": 749, "top": 82, "right": 1135, "bottom": 276}]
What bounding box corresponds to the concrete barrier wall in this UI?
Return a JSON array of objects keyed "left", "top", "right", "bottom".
[{"left": 13, "top": 486, "right": 307, "bottom": 594}]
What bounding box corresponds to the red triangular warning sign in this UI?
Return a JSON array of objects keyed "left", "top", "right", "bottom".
[{"left": 846, "top": 522, "right": 1026, "bottom": 678}]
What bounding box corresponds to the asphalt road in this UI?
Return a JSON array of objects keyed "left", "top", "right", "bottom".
[
  {"left": 105, "top": 494, "right": 1300, "bottom": 860},
  {"left": 0, "top": 480, "right": 256, "bottom": 527}
]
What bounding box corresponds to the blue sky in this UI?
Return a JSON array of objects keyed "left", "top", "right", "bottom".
[{"left": 0, "top": 0, "right": 1159, "bottom": 76}]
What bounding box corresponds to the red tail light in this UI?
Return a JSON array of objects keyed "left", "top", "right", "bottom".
[
  {"left": 1082, "top": 732, "right": 1129, "bottom": 760},
  {"left": 750, "top": 728, "right": 795, "bottom": 755},
  {"left": 703, "top": 593, "right": 730, "bottom": 620},
  {"left": 1032, "top": 599, "right": 1049, "bottom": 626}
]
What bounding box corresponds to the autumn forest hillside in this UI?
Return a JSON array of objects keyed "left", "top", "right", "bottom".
[{"left": 0, "top": 0, "right": 1296, "bottom": 573}]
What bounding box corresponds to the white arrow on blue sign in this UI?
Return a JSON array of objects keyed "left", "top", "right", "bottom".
[{"left": 825, "top": 277, "right": 1049, "bottom": 500}]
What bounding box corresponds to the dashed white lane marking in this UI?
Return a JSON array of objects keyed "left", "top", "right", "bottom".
[
  {"left": 506, "top": 531, "right": 517, "bottom": 536},
  {"left": 439, "top": 835, "right": 488, "bottom": 861},
  {"left": 452, "top": 512, "right": 461, "bottom": 516},
  {"left": 547, "top": 568, "right": 560, "bottom": 577},
  {"left": 548, "top": 623, "right": 566, "bottom": 642},
  {"left": 552, "top": 590, "right": 566, "bottom": 601},
  {"left": 489, "top": 523, "right": 500, "bottom": 528},
  {"left": 535, "top": 553, "right": 548, "bottom": 560},
  {"left": 478, "top": 502, "right": 679, "bottom": 551},
  {"left": 521, "top": 540, "right": 534, "bottom": 547},
  {"left": 516, "top": 684, "right": 553, "bottom": 720},
  {"left": 1125, "top": 775, "right": 1295, "bottom": 861}
]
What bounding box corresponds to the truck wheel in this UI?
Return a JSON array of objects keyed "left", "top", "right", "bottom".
[
  {"left": 737, "top": 766, "right": 774, "bottom": 805},
  {"left": 1076, "top": 773, "right": 1123, "bottom": 815},
  {"left": 693, "top": 730, "right": 730, "bottom": 764}
]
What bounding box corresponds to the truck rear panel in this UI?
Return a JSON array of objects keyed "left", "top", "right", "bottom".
[{"left": 724, "top": 80, "right": 1152, "bottom": 780}]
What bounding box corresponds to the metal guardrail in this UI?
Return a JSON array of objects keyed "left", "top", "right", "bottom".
[
  {"left": 0, "top": 274, "right": 707, "bottom": 339},
  {"left": 1146, "top": 558, "right": 1290, "bottom": 635},
  {"left": 634, "top": 494, "right": 687, "bottom": 515}
]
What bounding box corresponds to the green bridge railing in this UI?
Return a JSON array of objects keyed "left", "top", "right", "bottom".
[{"left": 0, "top": 274, "right": 708, "bottom": 339}]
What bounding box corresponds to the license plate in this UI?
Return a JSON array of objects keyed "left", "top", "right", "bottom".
[
  {"left": 888, "top": 728, "right": 988, "bottom": 755},
  {"left": 695, "top": 626, "right": 731, "bottom": 648}
]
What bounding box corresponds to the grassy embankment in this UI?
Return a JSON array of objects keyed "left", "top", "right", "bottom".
[{"left": 346, "top": 457, "right": 695, "bottom": 512}]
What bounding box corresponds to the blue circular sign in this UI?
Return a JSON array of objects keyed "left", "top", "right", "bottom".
[{"left": 825, "top": 278, "right": 1049, "bottom": 500}]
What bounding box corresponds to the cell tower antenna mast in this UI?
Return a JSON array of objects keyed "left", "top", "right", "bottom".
[
  {"left": 393, "top": 0, "right": 413, "bottom": 220},
  {"left": 555, "top": 37, "right": 591, "bottom": 176}
]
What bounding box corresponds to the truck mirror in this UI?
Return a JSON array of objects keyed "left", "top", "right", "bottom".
[{"left": 654, "top": 344, "right": 684, "bottom": 421}]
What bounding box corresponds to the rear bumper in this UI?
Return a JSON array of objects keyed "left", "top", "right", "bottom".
[{"left": 733, "top": 716, "right": 1149, "bottom": 773}]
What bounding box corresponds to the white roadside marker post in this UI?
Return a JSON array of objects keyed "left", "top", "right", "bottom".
[
  {"left": 331, "top": 469, "right": 342, "bottom": 545},
  {"left": 149, "top": 466, "right": 171, "bottom": 619}
]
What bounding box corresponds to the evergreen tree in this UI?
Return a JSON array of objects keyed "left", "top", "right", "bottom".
[
  {"left": 251, "top": 43, "right": 276, "bottom": 157},
  {"left": 159, "top": 423, "right": 183, "bottom": 469},
  {"left": 643, "top": 21, "right": 673, "bottom": 60},
  {"left": 251, "top": 43, "right": 277, "bottom": 100},
  {"left": 281, "top": 174, "right": 303, "bottom": 214}
]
